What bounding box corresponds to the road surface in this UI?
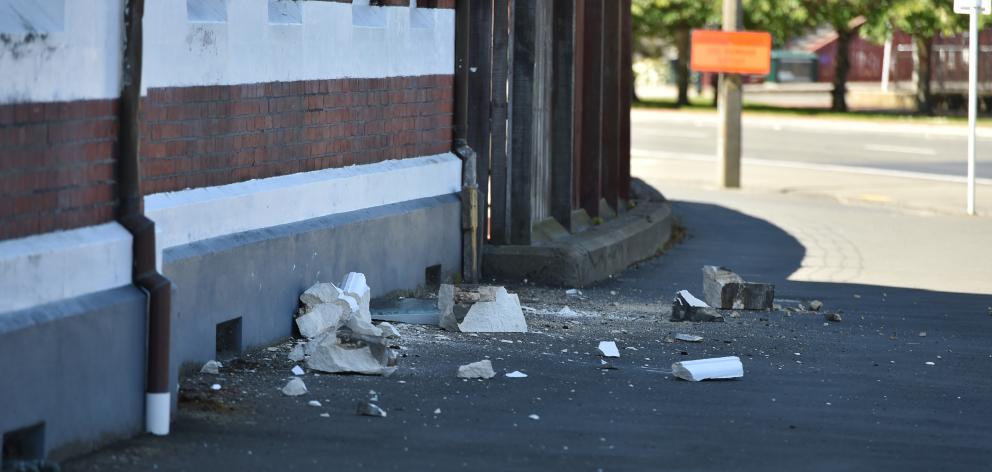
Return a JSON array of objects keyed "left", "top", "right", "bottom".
[{"left": 632, "top": 109, "right": 992, "bottom": 180}]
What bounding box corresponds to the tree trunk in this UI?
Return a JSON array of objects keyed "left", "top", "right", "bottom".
[
  {"left": 832, "top": 27, "right": 852, "bottom": 112},
  {"left": 675, "top": 27, "right": 691, "bottom": 107},
  {"left": 913, "top": 36, "right": 934, "bottom": 115}
]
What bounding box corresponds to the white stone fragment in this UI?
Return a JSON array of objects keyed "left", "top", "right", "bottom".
[
  {"left": 678, "top": 290, "right": 710, "bottom": 308},
  {"left": 558, "top": 306, "right": 579, "bottom": 317},
  {"left": 597, "top": 341, "right": 620, "bottom": 358},
  {"left": 505, "top": 371, "right": 528, "bottom": 378},
  {"left": 433, "top": 408, "right": 441, "bottom": 415},
  {"left": 300, "top": 282, "right": 347, "bottom": 310},
  {"left": 565, "top": 289, "right": 582, "bottom": 297},
  {"left": 210, "top": 383, "right": 221, "bottom": 391},
  {"left": 357, "top": 402, "right": 387, "bottom": 417},
  {"left": 200, "top": 360, "right": 222, "bottom": 375},
  {"left": 306, "top": 332, "right": 392, "bottom": 375},
  {"left": 295, "top": 303, "right": 345, "bottom": 339},
  {"left": 377, "top": 322, "right": 401, "bottom": 339},
  {"left": 282, "top": 377, "right": 308, "bottom": 396},
  {"left": 341, "top": 272, "right": 372, "bottom": 321},
  {"left": 528, "top": 414, "right": 540, "bottom": 420},
  {"left": 291, "top": 365, "right": 305, "bottom": 376},
  {"left": 456, "top": 360, "right": 496, "bottom": 379},
  {"left": 288, "top": 343, "right": 306, "bottom": 362},
  {"left": 675, "top": 334, "right": 703, "bottom": 342},
  {"left": 458, "top": 287, "right": 528, "bottom": 333},
  {"left": 320, "top": 413, "right": 330, "bottom": 418},
  {"left": 671, "top": 356, "right": 744, "bottom": 382},
  {"left": 308, "top": 400, "right": 322, "bottom": 407}
]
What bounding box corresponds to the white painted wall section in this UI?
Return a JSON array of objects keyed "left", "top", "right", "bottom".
[
  {"left": 142, "top": 0, "right": 454, "bottom": 92},
  {"left": 0, "top": 223, "right": 133, "bottom": 314},
  {"left": 145, "top": 154, "right": 462, "bottom": 249}
]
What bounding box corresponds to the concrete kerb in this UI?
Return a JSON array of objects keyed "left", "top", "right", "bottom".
[{"left": 482, "top": 182, "right": 673, "bottom": 287}]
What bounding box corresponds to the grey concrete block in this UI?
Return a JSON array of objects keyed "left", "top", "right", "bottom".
[{"left": 701, "top": 265, "right": 775, "bottom": 310}]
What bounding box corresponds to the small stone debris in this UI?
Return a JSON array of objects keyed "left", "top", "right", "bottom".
[
  {"left": 200, "top": 360, "right": 222, "bottom": 375},
  {"left": 528, "top": 414, "right": 540, "bottom": 420},
  {"left": 457, "top": 360, "right": 496, "bottom": 379},
  {"left": 505, "top": 371, "right": 528, "bottom": 378},
  {"left": 809, "top": 300, "right": 823, "bottom": 312},
  {"left": 597, "top": 341, "right": 620, "bottom": 358},
  {"left": 438, "top": 285, "right": 528, "bottom": 333},
  {"left": 558, "top": 306, "right": 579, "bottom": 317},
  {"left": 662, "top": 336, "right": 675, "bottom": 343},
  {"left": 308, "top": 400, "right": 322, "bottom": 407},
  {"left": 377, "top": 322, "right": 402, "bottom": 339},
  {"left": 925, "top": 361, "right": 936, "bottom": 366},
  {"left": 282, "top": 378, "right": 308, "bottom": 397},
  {"left": 320, "top": 413, "right": 330, "bottom": 418},
  {"left": 701, "top": 266, "right": 775, "bottom": 310},
  {"left": 599, "top": 359, "right": 618, "bottom": 370},
  {"left": 674, "top": 334, "right": 703, "bottom": 343},
  {"left": 356, "top": 401, "right": 387, "bottom": 418},
  {"left": 291, "top": 365, "right": 305, "bottom": 376},
  {"left": 433, "top": 408, "right": 442, "bottom": 415},
  {"left": 266, "top": 346, "right": 279, "bottom": 352},
  {"left": 671, "top": 290, "right": 724, "bottom": 322},
  {"left": 288, "top": 343, "right": 306, "bottom": 362},
  {"left": 825, "top": 313, "right": 843, "bottom": 323},
  {"left": 565, "top": 288, "right": 582, "bottom": 297},
  {"left": 671, "top": 356, "right": 744, "bottom": 382},
  {"left": 210, "top": 384, "right": 222, "bottom": 391}
]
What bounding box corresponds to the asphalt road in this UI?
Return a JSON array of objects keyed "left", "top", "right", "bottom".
[
  {"left": 64, "top": 184, "right": 992, "bottom": 471},
  {"left": 632, "top": 110, "right": 992, "bottom": 179}
]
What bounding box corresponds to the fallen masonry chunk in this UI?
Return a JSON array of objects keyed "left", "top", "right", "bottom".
[
  {"left": 291, "top": 365, "right": 305, "bottom": 376},
  {"left": 671, "top": 356, "right": 744, "bottom": 382},
  {"left": 671, "top": 290, "right": 724, "bottom": 323},
  {"left": 200, "top": 360, "right": 222, "bottom": 375},
  {"left": 288, "top": 343, "right": 306, "bottom": 362},
  {"left": 356, "top": 401, "right": 387, "bottom": 418},
  {"left": 341, "top": 272, "right": 372, "bottom": 322},
  {"left": 809, "top": 300, "right": 823, "bottom": 311},
  {"left": 282, "top": 378, "right": 308, "bottom": 396},
  {"left": 438, "top": 284, "right": 528, "bottom": 333},
  {"left": 305, "top": 330, "right": 396, "bottom": 375},
  {"left": 377, "top": 322, "right": 402, "bottom": 339},
  {"left": 702, "top": 266, "right": 775, "bottom": 310},
  {"left": 597, "top": 341, "right": 620, "bottom": 358},
  {"left": 825, "top": 313, "right": 843, "bottom": 322},
  {"left": 505, "top": 371, "right": 528, "bottom": 378},
  {"left": 295, "top": 303, "right": 345, "bottom": 339},
  {"left": 674, "top": 334, "right": 703, "bottom": 343},
  {"left": 457, "top": 360, "right": 496, "bottom": 379}
]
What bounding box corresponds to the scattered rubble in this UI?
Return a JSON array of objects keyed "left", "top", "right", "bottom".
[
  {"left": 565, "top": 288, "right": 582, "bottom": 297},
  {"left": 597, "top": 341, "right": 620, "bottom": 358},
  {"left": 200, "top": 360, "right": 222, "bottom": 375},
  {"left": 825, "top": 313, "right": 843, "bottom": 323},
  {"left": 671, "top": 290, "right": 724, "bottom": 322},
  {"left": 438, "top": 284, "right": 528, "bottom": 333},
  {"left": 356, "top": 401, "right": 387, "bottom": 418},
  {"left": 288, "top": 343, "right": 306, "bottom": 362},
  {"left": 282, "top": 378, "right": 308, "bottom": 396},
  {"left": 674, "top": 334, "right": 703, "bottom": 343},
  {"left": 291, "top": 365, "right": 305, "bottom": 376},
  {"left": 505, "top": 371, "right": 528, "bottom": 378},
  {"left": 702, "top": 266, "right": 775, "bottom": 310},
  {"left": 809, "top": 300, "right": 823, "bottom": 311},
  {"left": 457, "top": 360, "right": 496, "bottom": 379},
  {"left": 671, "top": 356, "right": 744, "bottom": 382},
  {"left": 306, "top": 330, "right": 397, "bottom": 376}
]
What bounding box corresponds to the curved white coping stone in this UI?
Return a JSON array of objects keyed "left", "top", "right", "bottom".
[
  {"left": 142, "top": 0, "right": 454, "bottom": 93},
  {"left": 145, "top": 153, "right": 462, "bottom": 250},
  {"left": 0, "top": 222, "right": 133, "bottom": 314}
]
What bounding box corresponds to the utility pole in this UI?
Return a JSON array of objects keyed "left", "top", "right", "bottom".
[{"left": 717, "top": 0, "right": 743, "bottom": 188}]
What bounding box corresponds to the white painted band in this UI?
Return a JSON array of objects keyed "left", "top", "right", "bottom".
[
  {"left": 145, "top": 392, "right": 171, "bottom": 436},
  {"left": 145, "top": 153, "right": 463, "bottom": 250},
  {"left": 141, "top": 0, "right": 454, "bottom": 93},
  {"left": 0, "top": 222, "right": 133, "bottom": 314}
]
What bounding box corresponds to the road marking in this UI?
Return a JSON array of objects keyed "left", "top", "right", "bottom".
[
  {"left": 635, "top": 129, "right": 709, "bottom": 139},
  {"left": 864, "top": 144, "right": 937, "bottom": 156},
  {"left": 630, "top": 148, "right": 992, "bottom": 185}
]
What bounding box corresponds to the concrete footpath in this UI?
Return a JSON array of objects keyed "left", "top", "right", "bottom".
[{"left": 64, "top": 167, "right": 992, "bottom": 470}]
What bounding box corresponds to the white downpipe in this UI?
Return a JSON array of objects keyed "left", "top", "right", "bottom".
[
  {"left": 146, "top": 392, "right": 170, "bottom": 435},
  {"left": 967, "top": 9, "right": 979, "bottom": 215},
  {"left": 881, "top": 35, "right": 893, "bottom": 92}
]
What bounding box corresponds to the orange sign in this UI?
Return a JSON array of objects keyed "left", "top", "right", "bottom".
[{"left": 690, "top": 30, "right": 772, "bottom": 75}]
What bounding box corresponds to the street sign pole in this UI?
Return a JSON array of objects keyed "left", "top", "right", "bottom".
[{"left": 967, "top": 7, "right": 978, "bottom": 215}]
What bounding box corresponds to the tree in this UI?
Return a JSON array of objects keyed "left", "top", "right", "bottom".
[
  {"left": 801, "top": 1, "right": 894, "bottom": 112},
  {"left": 742, "top": 0, "right": 814, "bottom": 46},
  {"left": 866, "top": 0, "right": 970, "bottom": 114},
  {"left": 632, "top": 0, "right": 716, "bottom": 106}
]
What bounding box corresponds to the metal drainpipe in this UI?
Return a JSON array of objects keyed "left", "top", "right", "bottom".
[
  {"left": 118, "top": 0, "right": 173, "bottom": 436},
  {"left": 454, "top": 0, "right": 480, "bottom": 283}
]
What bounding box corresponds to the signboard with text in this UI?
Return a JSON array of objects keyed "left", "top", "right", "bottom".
[
  {"left": 954, "top": 0, "right": 991, "bottom": 14},
  {"left": 690, "top": 30, "right": 772, "bottom": 75}
]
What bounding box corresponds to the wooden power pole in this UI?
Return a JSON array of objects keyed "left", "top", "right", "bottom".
[{"left": 718, "top": 0, "right": 743, "bottom": 188}]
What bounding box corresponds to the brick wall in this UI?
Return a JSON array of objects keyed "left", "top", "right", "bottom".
[
  {"left": 0, "top": 100, "right": 118, "bottom": 241},
  {"left": 139, "top": 74, "right": 453, "bottom": 195}
]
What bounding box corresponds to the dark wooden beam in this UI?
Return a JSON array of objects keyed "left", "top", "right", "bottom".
[
  {"left": 510, "top": 0, "right": 537, "bottom": 245},
  {"left": 619, "top": 0, "right": 632, "bottom": 200},
  {"left": 489, "top": 0, "right": 511, "bottom": 245},
  {"left": 467, "top": 0, "right": 493, "bottom": 251},
  {"left": 578, "top": 0, "right": 603, "bottom": 217},
  {"left": 599, "top": 0, "right": 620, "bottom": 212},
  {"left": 550, "top": 0, "right": 575, "bottom": 229}
]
